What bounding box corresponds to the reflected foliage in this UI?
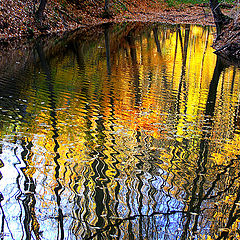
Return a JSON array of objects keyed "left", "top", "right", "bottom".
[{"left": 0, "top": 23, "right": 240, "bottom": 239}]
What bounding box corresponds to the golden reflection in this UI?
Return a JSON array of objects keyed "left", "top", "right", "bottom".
[{"left": 0, "top": 23, "right": 240, "bottom": 239}]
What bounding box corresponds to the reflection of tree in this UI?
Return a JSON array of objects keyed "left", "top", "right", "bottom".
[
  {"left": 176, "top": 25, "right": 190, "bottom": 115},
  {"left": 20, "top": 139, "right": 41, "bottom": 240},
  {"left": 126, "top": 32, "right": 141, "bottom": 107},
  {"left": 22, "top": 180, "right": 40, "bottom": 240},
  {"left": 0, "top": 192, "right": 15, "bottom": 240},
  {"left": 103, "top": 23, "right": 122, "bottom": 238},
  {"left": 2, "top": 23, "right": 240, "bottom": 239},
  {"left": 153, "top": 27, "right": 162, "bottom": 55},
  {"left": 71, "top": 40, "right": 85, "bottom": 73},
  {"left": 36, "top": 40, "right": 64, "bottom": 239},
  {"left": 104, "top": 24, "right": 111, "bottom": 76},
  {"left": 86, "top": 209, "right": 185, "bottom": 240},
  {"left": 67, "top": 65, "right": 120, "bottom": 238},
  {"left": 199, "top": 26, "right": 210, "bottom": 81},
  {"left": 171, "top": 25, "right": 180, "bottom": 82},
  {"left": 179, "top": 56, "right": 240, "bottom": 239},
  {"left": 73, "top": 101, "right": 114, "bottom": 238},
  {"left": 0, "top": 193, "right": 5, "bottom": 240},
  {"left": 216, "top": 183, "right": 240, "bottom": 239}
]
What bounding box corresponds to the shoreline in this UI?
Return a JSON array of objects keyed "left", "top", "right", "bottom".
[
  {"left": 0, "top": 1, "right": 216, "bottom": 44},
  {"left": 3, "top": 1, "right": 238, "bottom": 62}
]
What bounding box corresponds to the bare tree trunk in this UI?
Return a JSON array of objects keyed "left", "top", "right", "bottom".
[
  {"left": 210, "top": 0, "right": 230, "bottom": 36},
  {"left": 104, "top": 24, "right": 111, "bottom": 75},
  {"left": 105, "top": 0, "right": 109, "bottom": 12},
  {"left": 36, "top": 0, "right": 47, "bottom": 23},
  {"left": 103, "top": 0, "right": 111, "bottom": 18}
]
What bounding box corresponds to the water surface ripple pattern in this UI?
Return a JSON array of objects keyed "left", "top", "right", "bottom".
[{"left": 0, "top": 23, "right": 240, "bottom": 239}]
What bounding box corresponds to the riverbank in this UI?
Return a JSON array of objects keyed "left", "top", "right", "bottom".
[
  {"left": 1, "top": 0, "right": 239, "bottom": 61},
  {"left": 0, "top": 0, "right": 217, "bottom": 42}
]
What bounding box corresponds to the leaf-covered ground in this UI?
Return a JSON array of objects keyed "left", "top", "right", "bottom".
[
  {"left": 0, "top": 0, "right": 217, "bottom": 41},
  {"left": 1, "top": 0, "right": 239, "bottom": 60}
]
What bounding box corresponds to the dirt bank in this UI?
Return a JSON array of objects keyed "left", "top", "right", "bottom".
[
  {"left": 2, "top": 0, "right": 239, "bottom": 62},
  {"left": 0, "top": 0, "right": 216, "bottom": 42}
]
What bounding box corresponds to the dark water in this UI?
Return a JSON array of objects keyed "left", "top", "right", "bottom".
[{"left": 0, "top": 23, "right": 240, "bottom": 239}]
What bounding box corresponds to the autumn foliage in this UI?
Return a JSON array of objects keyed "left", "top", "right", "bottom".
[{"left": 0, "top": 0, "right": 216, "bottom": 40}]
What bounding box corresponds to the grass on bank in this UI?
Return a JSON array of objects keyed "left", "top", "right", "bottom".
[{"left": 165, "top": 0, "right": 236, "bottom": 7}]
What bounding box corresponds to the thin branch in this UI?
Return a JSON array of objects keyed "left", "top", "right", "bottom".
[
  {"left": 0, "top": 201, "right": 15, "bottom": 240},
  {"left": 55, "top": 7, "right": 82, "bottom": 24},
  {"left": 86, "top": 210, "right": 186, "bottom": 240}
]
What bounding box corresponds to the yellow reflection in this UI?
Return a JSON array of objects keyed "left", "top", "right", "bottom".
[{"left": 1, "top": 23, "right": 240, "bottom": 239}]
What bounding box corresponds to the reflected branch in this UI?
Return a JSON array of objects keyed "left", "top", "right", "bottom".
[
  {"left": 0, "top": 193, "right": 15, "bottom": 240},
  {"left": 35, "top": 40, "right": 64, "bottom": 240},
  {"left": 203, "top": 156, "right": 240, "bottom": 201},
  {"left": 86, "top": 210, "right": 187, "bottom": 240},
  {"left": 216, "top": 186, "right": 240, "bottom": 240}
]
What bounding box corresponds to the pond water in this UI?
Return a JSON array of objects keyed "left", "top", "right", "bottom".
[{"left": 0, "top": 23, "right": 240, "bottom": 240}]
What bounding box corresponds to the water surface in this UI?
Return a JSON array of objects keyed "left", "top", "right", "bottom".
[{"left": 0, "top": 23, "right": 240, "bottom": 239}]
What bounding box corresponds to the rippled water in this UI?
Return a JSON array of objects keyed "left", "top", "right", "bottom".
[{"left": 0, "top": 23, "right": 240, "bottom": 239}]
